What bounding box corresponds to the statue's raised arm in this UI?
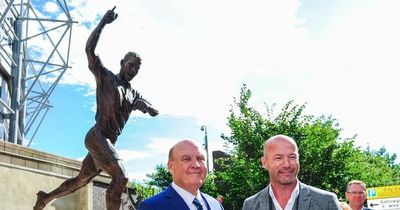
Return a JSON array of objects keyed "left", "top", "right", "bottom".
[
  {"left": 34, "top": 7, "right": 158, "bottom": 210},
  {"left": 85, "top": 6, "right": 118, "bottom": 72}
]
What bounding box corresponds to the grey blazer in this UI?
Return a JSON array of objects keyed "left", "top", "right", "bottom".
[{"left": 242, "top": 182, "right": 341, "bottom": 210}]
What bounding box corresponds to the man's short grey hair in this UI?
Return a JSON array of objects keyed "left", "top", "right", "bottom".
[{"left": 347, "top": 180, "right": 367, "bottom": 192}]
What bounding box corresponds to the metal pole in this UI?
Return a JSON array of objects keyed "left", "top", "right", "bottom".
[
  {"left": 9, "top": 18, "right": 23, "bottom": 144},
  {"left": 201, "top": 125, "right": 209, "bottom": 172}
]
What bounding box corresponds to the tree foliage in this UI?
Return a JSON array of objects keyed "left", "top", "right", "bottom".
[
  {"left": 146, "top": 164, "right": 172, "bottom": 190},
  {"left": 215, "top": 84, "right": 400, "bottom": 209},
  {"left": 143, "top": 84, "right": 400, "bottom": 210},
  {"left": 130, "top": 180, "right": 160, "bottom": 207},
  {"left": 344, "top": 147, "right": 400, "bottom": 188}
]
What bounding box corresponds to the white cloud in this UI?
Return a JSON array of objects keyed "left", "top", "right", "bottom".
[
  {"left": 302, "top": 1, "right": 400, "bottom": 156},
  {"left": 128, "top": 171, "right": 152, "bottom": 182},
  {"left": 44, "top": 2, "right": 59, "bottom": 13},
  {"left": 117, "top": 149, "right": 153, "bottom": 162},
  {"left": 56, "top": 0, "right": 400, "bottom": 159},
  {"left": 61, "top": 1, "right": 308, "bottom": 125},
  {"left": 145, "top": 137, "right": 182, "bottom": 154}
]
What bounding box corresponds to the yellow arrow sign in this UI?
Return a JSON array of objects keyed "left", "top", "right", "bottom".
[{"left": 367, "top": 185, "right": 400, "bottom": 200}]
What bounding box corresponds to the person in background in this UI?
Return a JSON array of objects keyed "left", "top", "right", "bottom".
[
  {"left": 340, "top": 201, "right": 353, "bottom": 210},
  {"left": 217, "top": 195, "right": 224, "bottom": 204},
  {"left": 138, "top": 140, "right": 224, "bottom": 210},
  {"left": 242, "top": 134, "right": 342, "bottom": 210},
  {"left": 345, "top": 180, "right": 371, "bottom": 210}
]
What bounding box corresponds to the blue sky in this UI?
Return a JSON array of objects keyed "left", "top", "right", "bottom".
[{"left": 28, "top": 0, "right": 400, "bottom": 181}]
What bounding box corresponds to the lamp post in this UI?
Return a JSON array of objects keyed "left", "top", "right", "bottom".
[{"left": 200, "top": 125, "right": 209, "bottom": 172}]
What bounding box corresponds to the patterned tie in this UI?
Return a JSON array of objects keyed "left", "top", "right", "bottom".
[{"left": 193, "top": 197, "right": 204, "bottom": 210}]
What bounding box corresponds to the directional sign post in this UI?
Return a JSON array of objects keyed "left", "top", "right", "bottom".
[
  {"left": 367, "top": 198, "right": 400, "bottom": 209},
  {"left": 367, "top": 185, "right": 400, "bottom": 210}
]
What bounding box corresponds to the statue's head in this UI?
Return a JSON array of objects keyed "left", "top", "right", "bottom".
[{"left": 120, "top": 51, "right": 141, "bottom": 82}]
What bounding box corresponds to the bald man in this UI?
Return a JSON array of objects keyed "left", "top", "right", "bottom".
[
  {"left": 139, "top": 140, "right": 224, "bottom": 210},
  {"left": 243, "top": 134, "right": 341, "bottom": 210}
]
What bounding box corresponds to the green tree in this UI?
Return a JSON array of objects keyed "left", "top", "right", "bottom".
[
  {"left": 142, "top": 84, "right": 400, "bottom": 209},
  {"left": 296, "top": 116, "right": 355, "bottom": 195},
  {"left": 130, "top": 180, "right": 160, "bottom": 207},
  {"left": 146, "top": 164, "right": 172, "bottom": 190},
  {"left": 343, "top": 147, "right": 400, "bottom": 189},
  {"left": 216, "top": 84, "right": 400, "bottom": 209}
]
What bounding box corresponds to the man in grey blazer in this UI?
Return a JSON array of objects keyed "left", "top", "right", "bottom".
[{"left": 243, "top": 135, "right": 341, "bottom": 210}]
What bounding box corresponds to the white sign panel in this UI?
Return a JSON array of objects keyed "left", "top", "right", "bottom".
[{"left": 368, "top": 197, "right": 400, "bottom": 210}]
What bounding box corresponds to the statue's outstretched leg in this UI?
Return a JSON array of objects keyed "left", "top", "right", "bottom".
[
  {"left": 33, "top": 191, "right": 47, "bottom": 210},
  {"left": 103, "top": 160, "right": 128, "bottom": 210},
  {"left": 33, "top": 154, "right": 99, "bottom": 210}
]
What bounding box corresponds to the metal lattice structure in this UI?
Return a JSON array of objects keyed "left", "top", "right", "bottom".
[{"left": 0, "top": 0, "right": 75, "bottom": 146}]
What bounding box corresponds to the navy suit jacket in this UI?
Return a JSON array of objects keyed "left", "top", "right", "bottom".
[{"left": 138, "top": 184, "right": 224, "bottom": 210}]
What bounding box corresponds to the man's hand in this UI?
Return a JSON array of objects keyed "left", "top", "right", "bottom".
[
  {"left": 102, "top": 6, "right": 118, "bottom": 24},
  {"left": 147, "top": 107, "right": 159, "bottom": 117},
  {"left": 133, "top": 99, "right": 159, "bottom": 117}
]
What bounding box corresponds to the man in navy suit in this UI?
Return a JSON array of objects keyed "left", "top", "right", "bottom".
[{"left": 139, "top": 140, "right": 224, "bottom": 210}]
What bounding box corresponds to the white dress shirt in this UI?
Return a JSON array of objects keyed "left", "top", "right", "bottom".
[
  {"left": 269, "top": 181, "right": 300, "bottom": 210},
  {"left": 171, "top": 182, "right": 206, "bottom": 210}
]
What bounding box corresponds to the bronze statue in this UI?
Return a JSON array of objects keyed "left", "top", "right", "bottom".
[{"left": 34, "top": 6, "right": 159, "bottom": 210}]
